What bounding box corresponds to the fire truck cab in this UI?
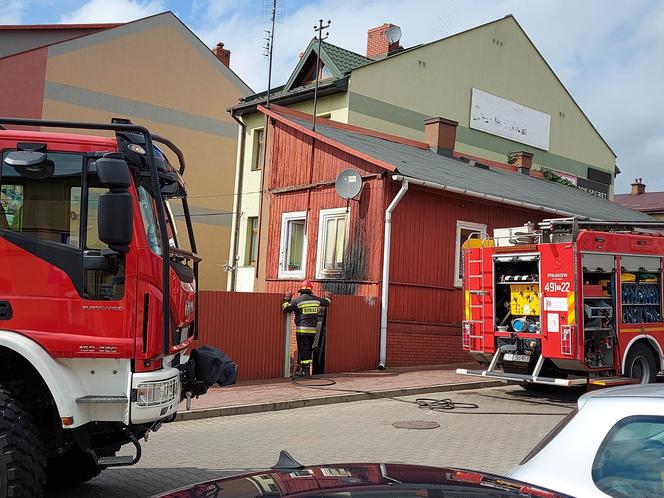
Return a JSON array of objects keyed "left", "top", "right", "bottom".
[
  {"left": 0, "top": 118, "right": 230, "bottom": 496},
  {"left": 457, "top": 218, "right": 664, "bottom": 388}
]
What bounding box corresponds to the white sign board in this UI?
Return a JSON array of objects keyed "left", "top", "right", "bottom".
[{"left": 470, "top": 88, "right": 551, "bottom": 151}]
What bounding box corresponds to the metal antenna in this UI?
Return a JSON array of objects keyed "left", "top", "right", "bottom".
[
  {"left": 263, "top": 0, "right": 281, "bottom": 109},
  {"left": 312, "top": 19, "right": 331, "bottom": 131}
]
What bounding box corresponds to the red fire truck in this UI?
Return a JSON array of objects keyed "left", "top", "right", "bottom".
[
  {"left": 0, "top": 117, "right": 230, "bottom": 496},
  {"left": 457, "top": 218, "right": 664, "bottom": 388}
]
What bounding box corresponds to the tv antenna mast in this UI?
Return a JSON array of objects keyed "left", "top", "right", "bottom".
[
  {"left": 262, "top": 0, "right": 285, "bottom": 108},
  {"left": 312, "top": 18, "right": 331, "bottom": 131}
]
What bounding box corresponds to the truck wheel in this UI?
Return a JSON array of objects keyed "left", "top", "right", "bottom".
[
  {"left": 625, "top": 344, "right": 658, "bottom": 384},
  {"left": 47, "top": 446, "right": 102, "bottom": 489},
  {"left": 0, "top": 389, "right": 47, "bottom": 498}
]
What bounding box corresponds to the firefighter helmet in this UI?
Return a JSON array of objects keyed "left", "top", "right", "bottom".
[{"left": 298, "top": 279, "right": 313, "bottom": 293}]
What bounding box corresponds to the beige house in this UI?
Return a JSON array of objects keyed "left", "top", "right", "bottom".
[
  {"left": 0, "top": 12, "right": 251, "bottom": 290},
  {"left": 228, "top": 15, "right": 617, "bottom": 292}
]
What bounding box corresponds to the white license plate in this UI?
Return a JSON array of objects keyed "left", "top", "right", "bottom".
[{"left": 503, "top": 353, "right": 530, "bottom": 363}]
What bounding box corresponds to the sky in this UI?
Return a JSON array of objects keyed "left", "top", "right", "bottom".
[{"left": 3, "top": 0, "right": 663, "bottom": 194}]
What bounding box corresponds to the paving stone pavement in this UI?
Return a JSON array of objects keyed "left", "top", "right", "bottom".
[{"left": 49, "top": 385, "right": 581, "bottom": 498}]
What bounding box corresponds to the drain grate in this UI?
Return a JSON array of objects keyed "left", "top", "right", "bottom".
[{"left": 392, "top": 420, "right": 440, "bottom": 430}]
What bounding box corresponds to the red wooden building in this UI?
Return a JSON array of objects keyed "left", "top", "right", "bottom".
[{"left": 257, "top": 105, "right": 645, "bottom": 367}]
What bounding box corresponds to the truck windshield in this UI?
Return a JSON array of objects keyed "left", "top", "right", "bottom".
[{"left": 137, "top": 185, "right": 196, "bottom": 256}]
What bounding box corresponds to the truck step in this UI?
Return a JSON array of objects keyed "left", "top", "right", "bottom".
[
  {"left": 456, "top": 368, "right": 588, "bottom": 386},
  {"left": 95, "top": 434, "right": 141, "bottom": 467},
  {"left": 588, "top": 377, "right": 639, "bottom": 387},
  {"left": 97, "top": 455, "right": 135, "bottom": 466},
  {"left": 76, "top": 395, "right": 128, "bottom": 404}
]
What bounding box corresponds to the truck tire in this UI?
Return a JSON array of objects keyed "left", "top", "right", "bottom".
[
  {"left": 0, "top": 389, "right": 47, "bottom": 498},
  {"left": 47, "top": 446, "right": 102, "bottom": 489},
  {"left": 624, "top": 344, "right": 658, "bottom": 384}
]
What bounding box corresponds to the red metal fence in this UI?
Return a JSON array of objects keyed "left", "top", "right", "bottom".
[
  {"left": 325, "top": 295, "right": 380, "bottom": 373},
  {"left": 197, "top": 291, "right": 381, "bottom": 380},
  {"left": 197, "top": 291, "right": 286, "bottom": 381}
]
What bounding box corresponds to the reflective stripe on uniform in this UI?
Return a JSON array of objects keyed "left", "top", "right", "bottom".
[
  {"left": 282, "top": 301, "right": 290, "bottom": 309},
  {"left": 296, "top": 327, "right": 317, "bottom": 334},
  {"left": 299, "top": 359, "right": 312, "bottom": 365}
]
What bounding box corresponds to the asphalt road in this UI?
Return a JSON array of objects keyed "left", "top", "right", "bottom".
[{"left": 49, "top": 384, "right": 581, "bottom": 498}]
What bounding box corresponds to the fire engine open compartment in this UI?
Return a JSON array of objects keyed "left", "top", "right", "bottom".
[
  {"left": 582, "top": 254, "right": 617, "bottom": 369},
  {"left": 493, "top": 255, "right": 541, "bottom": 334},
  {"left": 620, "top": 256, "right": 662, "bottom": 325}
]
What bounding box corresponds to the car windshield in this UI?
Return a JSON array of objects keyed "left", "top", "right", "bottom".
[{"left": 592, "top": 415, "right": 664, "bottom": 498}]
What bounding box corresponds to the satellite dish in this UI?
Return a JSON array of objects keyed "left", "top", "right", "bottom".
[
  {"left": 335, "top": 168, "right": 362, "bottom": 200},
  {"left": 386, "top": 25, "right": 402, "bottom": 44}
]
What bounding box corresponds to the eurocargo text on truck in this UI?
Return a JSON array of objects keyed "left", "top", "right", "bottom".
[
  {"left": 457, "top": 218, "right": 664, "bottom": 388},
  {"left": 0, "top": 117, "right": 236, "bottom": 497}
]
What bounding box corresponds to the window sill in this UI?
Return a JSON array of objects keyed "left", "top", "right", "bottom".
[{"left": 278, "top": 272, "right": 305, "bottom": 280}]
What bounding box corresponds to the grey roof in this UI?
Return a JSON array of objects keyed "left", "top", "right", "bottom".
[{"left": 285, "top": 114, "right": 650, "bottom": 222}]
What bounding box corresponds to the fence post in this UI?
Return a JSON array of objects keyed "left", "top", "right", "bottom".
[{"left": 283, "top": 312, "right": 292, "bottom": 378}]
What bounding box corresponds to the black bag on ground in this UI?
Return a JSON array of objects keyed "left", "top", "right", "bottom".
[{"left": 191, "top": 346, "right": 238, "bottom": 387}]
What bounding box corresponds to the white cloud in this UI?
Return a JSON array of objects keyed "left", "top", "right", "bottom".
[
  {"left": 191, "top": 0, "right": 664, "bottom": 192},
  {"left": 59, "top": 0, "right": 166, "bottom": 24},
  {"left": 0, "top": 0, "right": 31, "bottom": 24}
]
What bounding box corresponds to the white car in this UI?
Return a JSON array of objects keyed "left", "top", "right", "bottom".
[{"left": 509, "top": 384, "right": 664, "bottom": 498}]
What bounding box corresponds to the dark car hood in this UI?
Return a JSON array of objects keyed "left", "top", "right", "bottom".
[{"left": 155, "top": 462, "right": 571, "bottom": 498}]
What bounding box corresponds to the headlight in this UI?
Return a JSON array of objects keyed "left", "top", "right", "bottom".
[{"left": 135, "top": 377, "right": 178, "bottom": 406}]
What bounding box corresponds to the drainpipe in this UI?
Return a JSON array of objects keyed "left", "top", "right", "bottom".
[
  {"left": 228, "top": 112, "right": 246, "bottom": 291},
  {"left": 379, "top": 179, "right": 409, "bottom": 369}
]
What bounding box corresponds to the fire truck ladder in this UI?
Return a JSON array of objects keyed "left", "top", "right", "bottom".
[{"left": 464, "top": 234, "right": 489, "bottom": 353}]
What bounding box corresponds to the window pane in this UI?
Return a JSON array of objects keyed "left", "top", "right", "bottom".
[
  {"left": 592, "top": 416, "right": 664, "bottom": 498},
  {"left": 335, "top": 217, "right": 346, "bottom": 267},
  {"left": 253, "top": 129, "right": 264, "bottom": 171},
  {"left": 246, "top": 216, "right": 258, "bottom": 265},
  {"left": 70, "top": 187, "right": 106, "bottom": 250},
  {"left": 324, "top": 218, "right": 336, "bottom": 269},
  {"left": 287, "top": 220, "right": 304, "bottom": 271},
  {"left": 458, "top": 227, "right": 478, "bottom": 280},
  {"left": 138, "top": 186, "right": 162, "bottom": 256},
  {"left": 250, "top": 217, "right": 258, "bottom": 262},
  {"left": 1, "top": 151, "right": 83, "bottom": 246}
]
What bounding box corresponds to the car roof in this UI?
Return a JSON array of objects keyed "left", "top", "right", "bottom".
[{"left": 581, "top": 384, "right": 664, "bottom": 403}]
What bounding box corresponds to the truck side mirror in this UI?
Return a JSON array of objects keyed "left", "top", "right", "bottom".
[{"left": 96, "top": 157, "right": 133, "bottom": 253}]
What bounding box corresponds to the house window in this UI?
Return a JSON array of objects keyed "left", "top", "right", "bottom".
[
  {"left": 252, "top": 128, "right": 264, "bottom": 171},
  {"left": 279, "top": 211, "right": 307, "bottom": 279},
  {"left": 316, "top": 207, "right": 349, "bottom": 278},
  {"left": 245, "top": 216, "right": 258, "bottom": 265},
  {"left": 455, "top": 220, "right": 487, "bottom": 288}
]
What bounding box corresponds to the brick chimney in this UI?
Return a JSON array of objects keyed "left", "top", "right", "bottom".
[
  {"left": 511, "top": 151, "right": 533, "bottom": 175},
  {"left": 366, "top": 23, "right": 402, "bottom": 59},
  {"left": 212, "top": 42, "right": 231, "bottom": 67},
  {"left": 631, "top": 178, "right": 646, "bottom": 195},
  {"left": 424, "top": 117, "right": 457, "bottom": 157}
]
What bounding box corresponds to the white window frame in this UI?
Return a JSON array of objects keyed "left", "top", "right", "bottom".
[
  {"left": 278, "top": 211, "right": 307, "bottom": 279},
  {"left": 455, "top": 220, "right": 487, "bottom": 288},
  {"left": 316, "top": 207, "right": 350, "bottom": 279}
]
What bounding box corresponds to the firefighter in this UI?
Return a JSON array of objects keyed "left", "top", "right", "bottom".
[{"left": 282, "top": 280, "right": 330, "bottom": 376}]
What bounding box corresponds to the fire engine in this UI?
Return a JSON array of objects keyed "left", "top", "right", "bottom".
[
  {"left": 0, "top": 117, "right": 229, "bottom": 496},
  {"left": 457, "top": 218, "right": 664, "bottom": 388}
]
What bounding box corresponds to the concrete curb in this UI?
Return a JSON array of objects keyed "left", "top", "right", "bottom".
[{"left": 175, "top": 380, "right": 504, "bottom": 422}]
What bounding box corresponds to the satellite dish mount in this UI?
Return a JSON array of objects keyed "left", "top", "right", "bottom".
[{"left": 335, "top": 168, "right": 363, "bottom": 213}]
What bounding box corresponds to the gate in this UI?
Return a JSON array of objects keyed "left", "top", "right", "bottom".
[
  {"left": 324, "top": 295, "right": 380, "bottom": 373},
  {"left": 197, "top": 291, "right": 285, "bottom": 381}
]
